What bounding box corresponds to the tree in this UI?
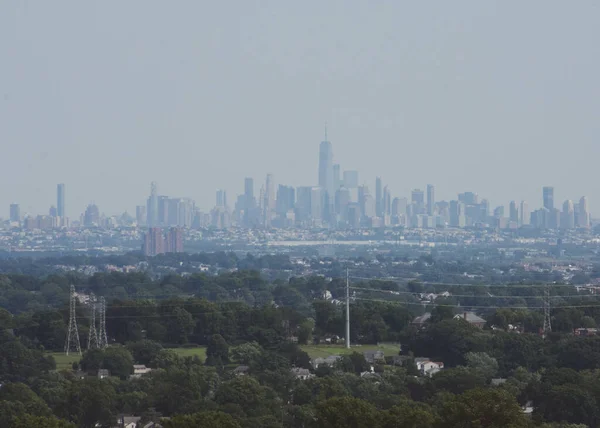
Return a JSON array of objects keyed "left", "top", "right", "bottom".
[
  {"left": 429, "top": 305, "right": 454, "bottom": 323},
  {"left": 127, "top": 340, "right": 163, "bottom": 365},
  {"left": 465, "top": 352, "right": 498, "bottom": 382},
  {"left": 438, "top": 388, "right": 529, "bottom": 428},
  {"left": 315, "top": 396, "right": 380, "bottom": 428},
  {"left": 80, "top": 348, "right": 105, "bottom": 373},
  {"left": 231, "top": 341, "right": 262, "bottom": 365},
  {"left": 298, "top": 319, "right": 315, "bottom": 345},
  {"left": 206, "top": 334, "right": 229, "bottom": 365},
  {"left": 162, "top": 411, "right": 241, "bottom": 428},
  {"left": 12, "top": 415, "right": 76, "bottom": 428},
  {"left": 103, "top": 346, "right": 134, "bottom": 379},
  {"left": 534, "top": 383, "right": 599, "bottom": 427},
  {"left": 0, "top": 382, "right": 52, "bottom": 417},
  {"left": 382, "top": 401, "right": 437, "bottom": 428}
]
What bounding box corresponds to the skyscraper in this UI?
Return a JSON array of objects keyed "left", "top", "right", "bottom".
[
  {"left": 519, "top": 201, "right": 530, "bottom": 226},
  {"left": 562, "top": 200, "right": 575, "bottom": 229},
  {"left": 147, "top": 182, "right": 159, "bottom": 227},
  {"left": 216, "top": 190, "right": 227, "bottom": 208},
  {"left": 426, "top": 184, "right": 435, "bottom": 216},
  {"left": 84, "top": 204, "right": 100, "bottom": 227},
  {"left": 543, "top": 186, "right": 554, "bottom": 211},
  {"left": 9, "top": 204, "right": 20, "bottom": 223},
  {"left": 57, "top": 183, "right": 65, "bottom": 218},
  {"left": 136, "top": 205, "right": 147, "bottom": 226},
  {"left": 318, "top": 138, "right": 334, "bottom": 200},
  {"left": 266, "top": 174, "right": 276, "bottom": 212},
  {"left": 375, "top": 177, "right": 383, "bottom": 217},
  {"left": 165, "top": 228, "right": 184, "bottom": 253},
  {"left": 578, "top": 196, "right": 590, "bottom": 228},
  {"left": 143, "top": 227, "right": 165, "bottom": 256},
  {"left": 509, "top": 201, "right": 518, "bottom": 223},
  {"left": 333, "top": 164, "right": 341, "bottom": 191},
  {"left": 411, "top": 189, "right": 425, "bottom": 214}
]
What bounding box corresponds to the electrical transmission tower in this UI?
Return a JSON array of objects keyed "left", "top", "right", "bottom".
[
  {"left": 98, "top": 296, "right": 108, "bottom": 349},
  {"left": 543, "top": 284, "right": 552, "bottom": 337},
  {"left": 65, "top": 285, "right": 82, "bottom": 356},
  {"left": 87, "top": 293, "right": 98, "bottom": 350}
]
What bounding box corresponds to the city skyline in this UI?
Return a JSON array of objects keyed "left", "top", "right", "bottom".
[
  {"left": 2, "top": 3, "right": 600, "bottom": 215},
  {"left": 4, "top": 136, "right": 592, "bottom": 231}
]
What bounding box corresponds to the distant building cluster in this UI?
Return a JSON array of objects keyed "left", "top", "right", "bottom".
[
  {"left": 142, "top": 227, "right": 184, "bottom": 256},
  {"left": 4, "top": 132, "right": 593, "bottom": 232}
]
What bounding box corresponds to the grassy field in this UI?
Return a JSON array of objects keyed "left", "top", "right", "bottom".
[
  {"left": 169, "top": 346, "right": 207, "bottom": 362},
  {"left": 50, "top": 352, "right": 81, "bottom": 371},
  {"left": 300, "top": 343, "right": 400, "bottom": 359},
  {"left": 49, "top": 344, "right": 394, "bottom": 370}
]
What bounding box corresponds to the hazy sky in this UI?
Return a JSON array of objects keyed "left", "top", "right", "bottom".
[{"left": 1, "top": 1, "right": 599, "bottom": 216}]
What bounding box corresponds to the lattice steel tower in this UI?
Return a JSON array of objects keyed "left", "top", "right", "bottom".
[
  {"left": 543, "top": 284, "right": 552, "bottom": 337},
  {"left": 65, "top": 285, "right": 82, "bottom": 355},
  {"left": 98, "top": 296, "right": 108, "bottom": 349},
  {"left": 87, "top": 293, "right": 98, "bottom": 350}
]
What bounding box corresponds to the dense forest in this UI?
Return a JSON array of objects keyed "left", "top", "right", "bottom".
[{"left": 2, "top": 260, "right": 600, "bottom": 426}]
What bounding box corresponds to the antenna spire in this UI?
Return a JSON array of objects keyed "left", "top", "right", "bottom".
[{"left": 325, "top": 123, "right": 328, "bottom": 142}]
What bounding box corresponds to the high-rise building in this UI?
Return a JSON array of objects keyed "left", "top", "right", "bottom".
[
  {"left": 216, "top": 190, "right": 227, "bottom": 208},
  {"left": 578, "top": 196, "right": 590, "bottom": 228},
  {"left": 147, "top": 182, "right": 159, "bottom": 227},
  {"left": 49, "top": 206, "right": 58, "bottom": 218},
  {"left": 84, "top": 204, "right": 100, "bottom": 227},
  {"left": 276, "top": 185, "right": 295, "bottom": 216},
  {"left": 509, "top": 201, "right": 518, "bottom": 223},
  {"left": 562, "top": 200, "right": 575, "bottom": 229},
  {"left": 157, "top": 195, "right": 169, "bottom": 226},
  {"left": 375, "top": 177, "right": 383, "bottom": 217},
  {"left": 295, "top": 186, "right": 313, "bottom": 224},
  {"left": 392, "top": 197, "right": 408, "bottom": 217},
  {"left": 335, "top": 187, "right": 351, "bottom": 222},
  {"left": 57, "top": 183, "right": 65, "bottom": 218},
  {"left": 165, "top": 227, "right": 184, "bottom": 253},
  {"left": 136, "top": 205, "right": 147, "bottom": 226},
  {"left": 310, "top": 187, "right": 324, "bottom": 221},
  {"left": 458, "top": 192, "right": 479, "bottom": 206},
  {"left": 265, "top": 174, "right": 276, "bottom": 212},
  {"left": 383, "top": 186, "right": 392, "bottom": 216},
  {"left": 411, "top": 189, "right": 425, "bottom": 214},
  {"left": 426, "top": 184, "right": 435, "bottom": 216},
  {"left": 143, "top": 227, "right": 165, "bottom": 256},
  {"left": 318, "top": 137, "right": 334, "bottom": 212},
  {"left": 9, "top": 204, "right": 20, "bottom": 223},
  {"left": 519, "top": 201, "right": 530, "bottom": 226},
  {"left": 333, "top": 164, "right": 341, "bottom": 191},
  {"left": 543, "top": 186, "right": 554, "bottom": 211}
]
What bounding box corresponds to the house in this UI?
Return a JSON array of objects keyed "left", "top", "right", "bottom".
[
  {"left": 233, "top": 365, "right": 250, "bottom": 376},
  {"left": 363, "top": 350, "right": 385, "bottom": 364},
  {"left": 115, "top": 416, "right": 141, "bottom": 428},
  {"left": 360, "top": 371, "right": 382, "bottom": 380},
  {"left": 574, "top": 328, "right": 599, "bottom": 336},
  {"left": 130, "top": 365, "right": 152, "bottom": 379},
  {"left": 491, "top": 378, "right": 507, "bottom": 386},
  {"left": 415, "top": 358, "right": 444, "bottom": 377},
  {"left": 454, "top": 312, "right": 486, "bottom": 328},
  {"left": 98, "top": 369, "right": 110, "bottom": 379},
  {"left": 312, "top": 355, "right": 341, "bottom": 369},
  {"left": 411, "top": 313, "right": 431, "bottom": 328},
  {"left": 291, "top": 368, "right": 314, "bottom": 380}
]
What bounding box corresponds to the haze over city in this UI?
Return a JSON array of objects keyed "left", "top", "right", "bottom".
[{"left": 2, "top": 2, "right": 600, "bottom": 214}]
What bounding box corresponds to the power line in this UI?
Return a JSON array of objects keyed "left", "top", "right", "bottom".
[{"left": 348, "top": 286, "right": 598, "bottom": 299}]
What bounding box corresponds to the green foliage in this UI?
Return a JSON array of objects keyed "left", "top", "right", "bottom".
[
  {"left": 206, "top": 334, "right": 230, "bottom": 366},
  {"left": 437, "top": 388, "right": 530, "bottom": 428},
  {"left": 162, "top": 411, "right": 241, "bottom": 428},
  {"left": 315, "top": 396, "right": 380, "bottom": 428},
  {"left": 11, "top": 415, "right": 76, "bottom": 428},
  {"left": 127, "top": 340, "right": 163, "bottom": 365}
]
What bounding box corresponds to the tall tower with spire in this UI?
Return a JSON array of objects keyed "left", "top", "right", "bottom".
[{"left": 318, "top": 126, "right": 334, "bottom": 222}]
